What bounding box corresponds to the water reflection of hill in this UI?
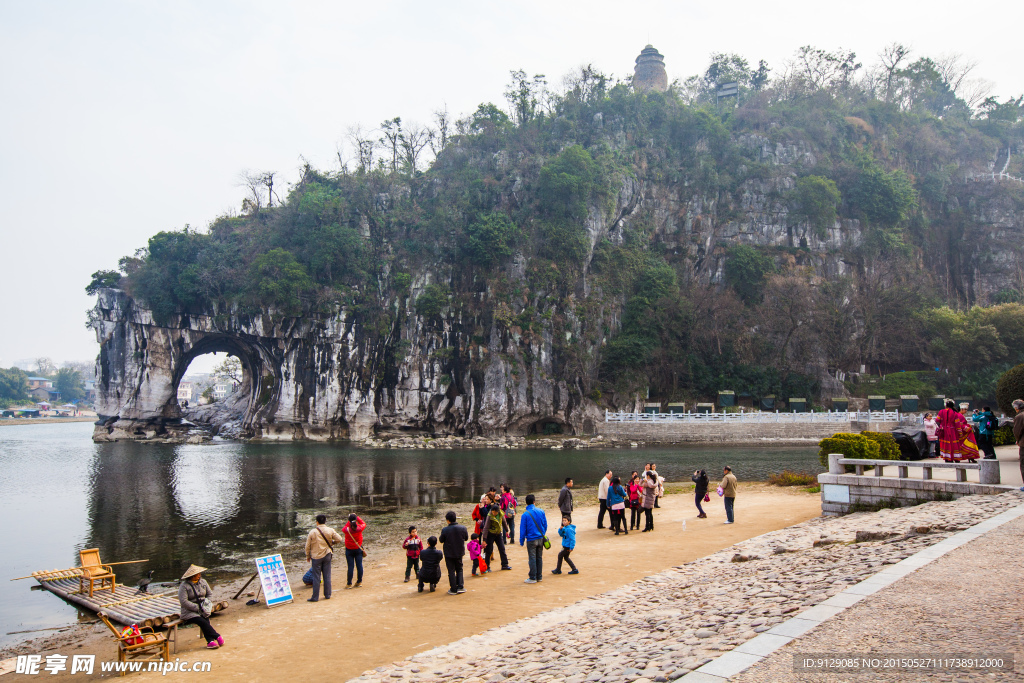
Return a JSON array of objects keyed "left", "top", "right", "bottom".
[{"left": 83, "top": 441, "right": 821, "bottom": 587}]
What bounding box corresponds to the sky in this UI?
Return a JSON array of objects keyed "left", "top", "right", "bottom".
[{"left": 2, "top": 0, "right": 1022, "bottom": 374}]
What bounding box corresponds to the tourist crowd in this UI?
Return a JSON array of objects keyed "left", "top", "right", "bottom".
[{"left": 295, "top": 462, "right": 739, "bottom": 597}]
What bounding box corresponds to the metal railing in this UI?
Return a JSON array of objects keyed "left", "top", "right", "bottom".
[{"left": 605, "top": 410, "right": 901, "bottom": 423}]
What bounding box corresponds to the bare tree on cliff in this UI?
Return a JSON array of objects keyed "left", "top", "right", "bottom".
[
  {"left": 347, "top": 125, "right": 376, "bottom": 175},
  {"left": 505, "top": 69, "right": 547, "bottom": 125},
  {"left": 879, "top": 43, "right": 911, "bottom": 104},
  {"left": 400, "top": 123, "right": 433, "bottom": 175},
  {"left": 379, "top": 117, "right": 403, "bottom": 174},
  {"left": 239, "top": 170, "right": 277, "bottom": 214},
  {"left": 429, "top": 106, "right": 451, "bottom": 157}
]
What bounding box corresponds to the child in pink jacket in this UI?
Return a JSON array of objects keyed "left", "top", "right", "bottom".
[{"left": 468, "top": 533, "right": 483, "bottom": 575}]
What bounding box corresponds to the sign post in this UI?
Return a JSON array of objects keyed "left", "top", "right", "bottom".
[{"left": 254, "top": 554, "right": 293, "bottom": 607}]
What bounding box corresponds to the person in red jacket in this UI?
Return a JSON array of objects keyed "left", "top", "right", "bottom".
[{"left": 342, "top": 513, "right": 367, "bottom": 588}]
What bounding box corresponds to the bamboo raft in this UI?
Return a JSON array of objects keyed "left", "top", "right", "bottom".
[{"left": 30, "top": 569, "right": 226, "bottom": 628}]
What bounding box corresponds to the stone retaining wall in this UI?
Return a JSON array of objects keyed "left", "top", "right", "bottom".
[
  {"left": 817, "top": 472, "right": 1017, "bottom": 516},
  {"left": 598, "top": 421, "right": 899, "bottom": 444}
]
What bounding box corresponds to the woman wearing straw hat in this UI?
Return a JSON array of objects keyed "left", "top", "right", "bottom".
[{"left": 178, "top": 565, "right": 223, "bottom": 649}]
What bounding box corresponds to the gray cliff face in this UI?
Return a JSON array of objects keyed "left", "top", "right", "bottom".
[
  {"left": 89, "top": 286, "right": 598, "bottom": 442},
  {"left": 89, "top": 139, "right": 1024, "bottom": 442}
]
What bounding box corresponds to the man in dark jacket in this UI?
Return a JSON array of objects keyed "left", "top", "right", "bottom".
[
  {"left": 439, "top": 510, "right": 469, "bottom": 595},
  {"left": 558, "top": 478, "right": 574, "bottom": 522},
  {"left": 417, "top": 536, "right": 444, "bottom": 593}
]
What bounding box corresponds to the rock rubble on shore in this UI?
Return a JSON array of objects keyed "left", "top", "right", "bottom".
[
  {"left": 351, "top": 492, "right": 1022, "bottom": 683},
  {"left": 360, "top": 435, "right": 621, "bottom": 450}
]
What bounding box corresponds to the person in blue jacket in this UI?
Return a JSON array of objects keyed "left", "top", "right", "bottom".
[
  {"left": 606, "top": 476, "right": 629, "bottom": 535},
  {"left": 518, "top": 494, "right": 548, "bottom": 584},
  {"left": 551, "top": 516, "right": 578, "bottom": 575}
]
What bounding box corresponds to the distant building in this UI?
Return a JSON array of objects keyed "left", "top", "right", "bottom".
[
  {"left": 27, "top": 377, "right": 53, "bottom": 390},
  {"left": 29, "top": 386, "right": 60, "bottom": 401},
  {"left": 633, "top": 45, "right": 668, "bottom": 93},
  {"left": 84, "top": 379, "right": 97, "bottom": 402},
  {"left": 177, "top": 381, "right": 194, "bottom": 403},
  {"left": 213, "top": 381, "right": 236, "bottom": 401}
]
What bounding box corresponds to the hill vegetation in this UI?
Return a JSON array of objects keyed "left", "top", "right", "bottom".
[{"left": 87, "top": 45, "right": 1024, "bottom": 407}]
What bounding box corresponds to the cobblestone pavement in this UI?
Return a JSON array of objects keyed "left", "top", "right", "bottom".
[
  {"left": 732, "top": 509, "right": 1024, "bottom": 682},
  {"left": 349, "top": 492, "right": 1023, "bottom": 683}
]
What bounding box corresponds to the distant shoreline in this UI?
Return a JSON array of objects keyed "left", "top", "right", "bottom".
[{"left": 0, "top": 417, "right": 96, "bottom": 427}]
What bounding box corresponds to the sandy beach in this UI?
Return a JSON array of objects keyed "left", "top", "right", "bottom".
[
  {"left": 1, "top": 482, "right": 821, "bottom": 679},
  {"left": 145, "top": 484, "right": 818, "bottom": 681}
]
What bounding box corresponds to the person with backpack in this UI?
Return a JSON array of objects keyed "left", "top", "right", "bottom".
[
  {"left": 606, "top": 476, "right": 628, "bottom": 535},
  {"left": 304, "top": 513, "right": 344, "bottom": 601},
  {"left": 975, "top": 406, "right": 999, "bottom": 459},
  {"left": 519, "top": 494, "right": 548, "bottom": 583},
  {"left": 481, "top": 504, "right": 512, "bottom": 571},
  {"left": 500, "top": 484, "right": 517, "bottom": 543}
]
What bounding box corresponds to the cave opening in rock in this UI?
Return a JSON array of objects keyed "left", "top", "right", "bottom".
[
  {"left": 527, "top": 419, "right": 565, "bottom": 436},
  {"left": 170, "top": 335, "right": 272, "bottom": 437}
]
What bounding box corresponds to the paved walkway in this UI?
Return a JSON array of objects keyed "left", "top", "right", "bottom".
[
  {"left": 729, "top": 507, "right": 1024, "bottom": 682},
  {"left": 347, "top": 493, "right": 1023, "bottom": 683}
]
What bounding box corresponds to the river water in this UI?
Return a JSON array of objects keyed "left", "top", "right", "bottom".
[{"left": 0, "top": 422, "right": 821, "bottom": 648}]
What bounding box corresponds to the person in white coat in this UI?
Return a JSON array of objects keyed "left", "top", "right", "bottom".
[{"left": 597, "top": 470, "right": 612, "bottom": 529}]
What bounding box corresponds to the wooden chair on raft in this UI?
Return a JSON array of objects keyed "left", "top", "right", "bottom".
[
  {"left": 97, "top": 612, "right": 170, "bottom": 675},
  {"left": 78, "top": 548, "right": 116, "bottom": 598}
]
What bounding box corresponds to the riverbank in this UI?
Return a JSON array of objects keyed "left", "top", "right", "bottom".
[
  {"left": 0, "top": 417, "right": 95, "bottom": 427},
  {"left": 0, "top": 483, "right": 823, "bottom": 677}
]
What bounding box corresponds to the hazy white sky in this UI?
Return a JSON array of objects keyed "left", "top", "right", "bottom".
[{"left": 2, "top": 0, "right": 1021, "bottom": 372}]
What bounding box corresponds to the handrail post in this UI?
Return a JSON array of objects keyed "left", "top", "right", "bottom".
[
  {"left": 979, "top": 458, "right": 1000, "bottom": 485},
  {"left": 828, "top": 453, "right": 844, "bottom": 474}
]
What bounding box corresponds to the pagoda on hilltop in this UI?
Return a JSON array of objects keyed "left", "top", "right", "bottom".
[{"left": 633, "top": 45, "right": 668, "bottom": 92}]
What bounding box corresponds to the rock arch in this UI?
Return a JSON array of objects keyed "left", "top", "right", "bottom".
[
  {"left": 171, "top": 334, "right": 278, "bottom": 438},
  {"left": 88, "top": 288, "right": 598, "bottom": 442},
  {"left": 90, "top": 290, "right": 290, "bottom": 442}
]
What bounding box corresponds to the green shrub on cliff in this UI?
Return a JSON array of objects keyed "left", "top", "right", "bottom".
[
  {"left": 793, "top": 175, "right": 840, "bottom": 238},
  {"left": 247, "top": 248, "right": 313, "bottom": 315},
  {"left": 415, "top": 284, "right": 449, "bottom": 319},
  {"left": 724, "top": 245, "right": 776, "bottom": 305},
  {"left": 464, "top": 212, "right": 523, "bottom": 267}
]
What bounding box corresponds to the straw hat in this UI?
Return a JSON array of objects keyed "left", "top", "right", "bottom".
[{"left": 181, "top": 564, "right": 206, "bottom": 580}]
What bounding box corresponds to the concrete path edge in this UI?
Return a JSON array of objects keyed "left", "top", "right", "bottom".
[{"left": 678, "top": 503, "right": 1024, "bottom": 681}]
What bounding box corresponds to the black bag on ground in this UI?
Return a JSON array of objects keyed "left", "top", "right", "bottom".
[{"left": 891, "top": 428, "right": 929, "bottom": 460}]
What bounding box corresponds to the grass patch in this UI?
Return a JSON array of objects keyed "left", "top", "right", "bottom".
[
  {"left": 804, "top": 485, "right": 821, "bottom": 493},
  {"left": 768, "top": 470, "right": 818, "bottom": 486}
]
